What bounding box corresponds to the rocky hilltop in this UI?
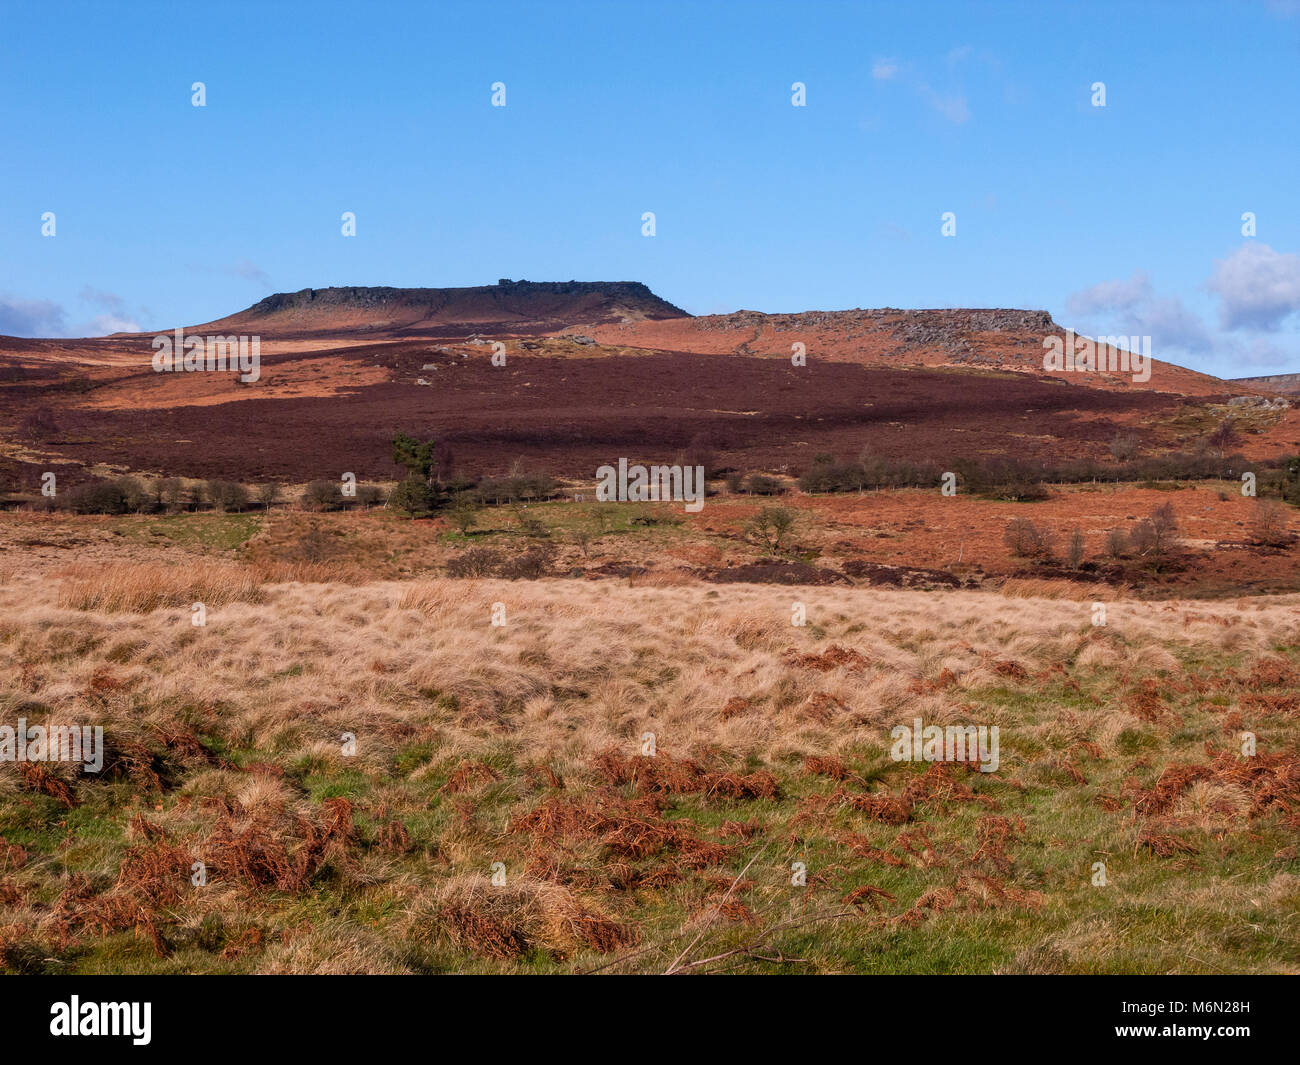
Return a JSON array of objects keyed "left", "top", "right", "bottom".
[
  {"left": 1230, "top": 373, "right": 1300, "bottom": 396},
  {"left": 196, "top": 280, "right": 689, "bottom": 335}
]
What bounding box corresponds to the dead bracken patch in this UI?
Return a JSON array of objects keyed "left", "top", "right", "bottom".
[
  {"left": 432, "top": 877, "right": 637, "bottom": 961},
  {"left": 1244, "top": 657, "right": 1300, "bottom": 691},
  {"left": 795, "top": 690, "right": 849, "bottom": 723},
  {"left": 718, "top": 819, "right": 764, "bottom": 840},
  {"left": 889, "top": 874, "right": 1044, "bottom": 927},
  {"left": 1132, "top": 747, "right": 1300, "bottom": 823},
  {"left": 1127, "top": 678, "right": 1167, "bottom": 722},
  {"left": 798, "top": 787, "right": 912, "bottom": 825},
  {"left": 966, "top": 815, "right": 1026, "bottom": 874},
  {"left": 837, "top": 832, "right": 908, "bottom": 867},
  {"left": 721, "top": 696, "right": 753, "bottom": 721},
  {"left": 437, "top": 903, "right": 531, "bottom": 960},
  {"left": 842, "top": 884, "right": 897, "bottom": 911},
  {"left": 992, "top": 660, "right": 1029, "bottom": 680},
  {"left": 510, "top": 790, "right": 734, "bottom": 869},
  {"left": 440, "top": 760, "right": 501, "bottom": 794},
  {"left": 783, "top": 645, "right": 870, "bottom": 672},
  {"left": 16, "top": 762, "right": 76, "bottom": 807},
  {"left": 590, "top": 748, "right": 780, "bottom": 801},
  {"left": 0, "top": 837, "right": 29, "bottom": 873},
  {"left": 201, "top": 795, "right": 357, "bottom": 892},
  {"left": 1136, "top": 827, "right": 1199, "bottom": 858},
  {"left": 804, "top": 755, "right": 855, "bottom": 781}
]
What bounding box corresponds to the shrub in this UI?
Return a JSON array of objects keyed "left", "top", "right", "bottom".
[
  {"left": 1004, "top": 518, "right": 1054, "bottom": 559},
  {"left": 476, "top": 470, "right": 556, "bottom": 504},
  {"left": 683, "top": 432, "right": 718, "bottom": 479},
  {"left": 1282, "top": 454, "right": 1300, "bottom": 506},
  {"left": 800, "top": 455, "right": 941, "bottom": 493},
  {"left": 1250, "top": 502, "right": 1292, "bottom": 547},
  {"left": 158, "top": 477, "right": 190, "bottom": 512},
  {"left": 1128, "top": 518, "right": 1156, "bottom": 556},
  {"left": 447, "top": 494, "right": 479, "bottom": 534},
  {"left": 743, "top": 473, "right": 784, "bottom": 496},
  {"left": 446, "top": 548, "right": 502, "bottom": 578},
  {"left": 205, "top": 480, "right": 249, "bottom": 513},
  {"left": 745, "top": 505, "right": 796, "bottom": 552},
  {"left": 1104, "top": 527, "right": 1129, "bottom": 559},
  {"left": 798, "top": 460, "right": 866, "bottom": 493},
  {"left": 1109, "top": 434, "right": 1140, "bottom": 462},
  {"left": 304, "top": 480, "right": 344, "bottom": 510},
  {"left": 498, "top": 546, "right": 555, "bottom": 580},
  {"left": 1207, "top": 418, "right": 1242, "bottom": 456},
  {"left": 572, "top": 525, "right": 596, "bottom": 557},
  {"left": 60, "top": 476, "right": 154, "bottom": 515},
  {"left": 1066, "top": 527, "right": 1086, "bottom": 569},
  {"left": 389, "top": 476, "right": 436, "bottom": 516}
]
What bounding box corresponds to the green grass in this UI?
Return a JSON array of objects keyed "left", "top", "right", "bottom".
[{"left": 120, "top": 512, "right": 262, "bottom": 552}]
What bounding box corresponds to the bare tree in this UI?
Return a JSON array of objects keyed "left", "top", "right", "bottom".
[
  {"left": 1250, "top": 501, "right": 1292, "bottom": 547},
  {"left": 1066, "top": 527, "right": 1086, "bottom": 569}
]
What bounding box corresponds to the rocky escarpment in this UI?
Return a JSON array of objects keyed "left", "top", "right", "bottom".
[
  {"left": 697, "top": 307, "right": 1059, "bottom": 363},
  {"left": 1229, "top": 372, "right": 1300, "bottom": 396},
  {"left": 197, "top": 281, "right": 690, "bottom": 335}
]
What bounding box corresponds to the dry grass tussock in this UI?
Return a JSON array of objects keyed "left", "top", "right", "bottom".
[
  {"left": 9, "top": 575, "right": 1300, "bottom": 771},
  {"left": 56, "top": 562, "right": 265, "bottom": 613},
  {"left": 2, "top": 568, "right": 1298, "bottom": 973},
  {"left": 53, "top": 560, "right": 376, "bottom": 613}
]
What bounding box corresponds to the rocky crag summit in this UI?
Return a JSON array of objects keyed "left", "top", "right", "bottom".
[{"left": 196, "top": 280, "right": 689, "bottom": 336}]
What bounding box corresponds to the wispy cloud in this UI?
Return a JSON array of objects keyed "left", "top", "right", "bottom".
[
  {"left": 1067, "top": 270, "right": 1213, "bottom": 353},
  {"left": 89, "top": 313, "right": 142, "bottom": 335},
  {"left": 0, "top": 290, "right": 142, "bottom": 337},
  {"left": 918, "top": 84, "right": 970, "bottom": 124},
  {"left": 872, "top": 52, "right": 972, "bottom": 123},
  {"left": 229, "top": 259, "right": 272, "bottom": 286},
  {"left": 78, "top": 285, "right": 127, "bottom": 313}
]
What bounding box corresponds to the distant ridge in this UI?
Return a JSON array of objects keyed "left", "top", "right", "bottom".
[
  {"left": 1229, "top": 372, "right": 1300, "bottom": 396},
  {"left": 194, "top": 280, "right": 689, "bottom": 336}
]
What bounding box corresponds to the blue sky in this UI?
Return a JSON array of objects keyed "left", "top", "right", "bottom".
[{"left": 2, "top": 0, "right": 1298, "bottom": 377}]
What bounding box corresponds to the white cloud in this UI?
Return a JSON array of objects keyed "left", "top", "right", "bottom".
[
  {"left": 1067, "top": 270, "right": 1153, "bottom": 315},
  {"left": 90, "top": 314, "right": 142, "bottom": 335},
  {"left": 1221, "top": 335, "right": 1294, "bottom": 371},
  {"left": 0, "top": 295, "right": 66, "bottom": 336},
  {"left": 1066, "top": 270, "right": 1213, "bottom": 353},
  {"left": 1207, "top": 242, "right": 1300, "bottom": 331},
  {"left": 872, "top": 58, "right": 899, "bottom": 81},
  {"left": 0, "top": 292, "right": 142, "bottom": 337}
]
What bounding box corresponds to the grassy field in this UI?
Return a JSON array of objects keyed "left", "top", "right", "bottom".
[{"left": 1, "top": 554, "right": 1297, "bottom": 974}]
